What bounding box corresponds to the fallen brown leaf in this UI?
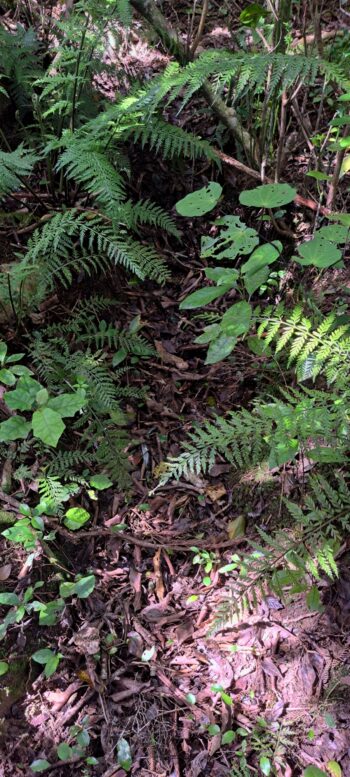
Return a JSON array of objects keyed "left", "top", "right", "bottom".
[{"left": 155, "top": 340, "right": 189, "bottom": 370}]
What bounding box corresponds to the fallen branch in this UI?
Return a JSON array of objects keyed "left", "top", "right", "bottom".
[{"left": 215, "top": 148, "right": 331, "bottom": 217}]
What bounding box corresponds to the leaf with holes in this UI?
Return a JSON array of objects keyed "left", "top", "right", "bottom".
[
  {"left": 201, "top": 215, "right": 259, "bottom": 261},
  {"left": 318, "top": 224, "right": 350, "bottom": 243},
  {"left": 239, "top": 183, "right": 296, "bottom": 208},
  {"left": 176, "top": 182, "right": 222, "bottom": 217}
]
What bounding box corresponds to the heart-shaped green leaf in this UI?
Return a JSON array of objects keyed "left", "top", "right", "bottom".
[
  {"left": 295, "top": 237, "right": 342, "bottom": 268},
  {"left": 48, "top": 390, "right": 87, "bottom": 418},
  {"left": 239, "top": 183, "right": 296, "bottom": 208},
  {"left": 176, "top": 182, "right": 222, "bottom": 217},
  {"left": 4, "top": 376, "right": 42, "bottom": 411}
]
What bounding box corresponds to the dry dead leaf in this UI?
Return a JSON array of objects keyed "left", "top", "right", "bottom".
[
  {"left": 73, "top": 624, "right": 100, "bottom": 655},
  {"left": 227, "top": 515, "right": 246, "bottom": 539},
  {"left": 153, "top": 547, "right": 165, "bottom": 601},
  {"left": 205, "top": 484, "right": 226, "bottom": 502},
  {"left": 0, "top": 564, "right": 11, "bottom": 581},
  {"left": 155, "top": 340, "right": 189, "bottom": 370}
]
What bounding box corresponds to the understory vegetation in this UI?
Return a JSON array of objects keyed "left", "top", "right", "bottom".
[{"left": 0, "top": 1, "right": 350, "bottom": 775}]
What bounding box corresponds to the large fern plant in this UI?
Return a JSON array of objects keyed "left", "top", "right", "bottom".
[{"left": 159, "top": 305, "right": 350, "bottom": 617}]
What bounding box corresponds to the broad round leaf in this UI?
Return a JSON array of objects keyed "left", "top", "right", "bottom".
[
  {"left": 318, "top": 224, "right": 350, "bottom": 243},
  {"left": 48, "top": 390, "right": 87, "bottom": 418},
  {"left": 64, "top": 507, "right": 91, "bottom": 531},
  {"left": 260, "top": 756, "right": 272, "bottom": 776},
  {"left": 239, "top": 183, "right": 296, "bottom": 208},
  {"left": 0, "top": 592, "right": 20, "bottom": 606},
  {"left": 176, "top": 182, "right": 222, "bottom": 217},
  {"left": 32, "top": 648, "right": 56, "bottom": 664},
  {"left": 0, "top": 415, "right": 31, "bottom": 442},
  {"left": 30, "top": 760, "right": 50, "bottom": 773},
  {"left": 32, "top": 407, "right": 65, "bottom": 447},
  {"left": 244, "top": 266, "right": 270, "bottom": 296},
  {"left": 221, "top": 730, "right": 235, "bottom": 745},
  {"left": 57, "top": 743, "right": 73, "bottom": 761},
  {"left": 0, "top": 369, "right": 16, "bottom": 386},
  {"left": 221, "top": 301, "right": 252, "bottom": 336},
  {"left": 89, "top": 474, "right": 113, "bottom": 490},
  {"left": 327, "top": 761, "right": 342, "bottom": 777},
  {"left": 295, "top": 237, "right": 342, "bottom": 268},
  {"left": 303, "top": 768, "right": 328, "bottom": 777},
  {"left": 0, "top": 661, "right": 9, "bottom": 675}
]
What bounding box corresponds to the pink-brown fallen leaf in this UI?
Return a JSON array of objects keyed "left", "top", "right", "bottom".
[
  {"left": 0, "top": 564, "right": 11, "bottom": 581},
  {"left": 155, "top": 340, "right": 189, "bottom": 370},
  {"left": 45, "top": 681, "right": 81, "bottom": 711},
  {"left": 153, "top": 547, "right": 165, "bottom": 601}
]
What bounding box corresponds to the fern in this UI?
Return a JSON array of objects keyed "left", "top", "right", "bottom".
[
  {"left": 56, "top": 139, "right": 127, "bottom": 210},
  {"left": 38, "top": 476, "right": 80, "bottom": 509},
  {"left": 158, "top": 384, "right": 350, "bottom": 484},
  {"left": 212, "top": 474, "right": 349, "bottom": 628},
  {"left": 0, "top": 145, "right": 39, "bottom": 200},
  {"left": 17, "top": 209, "right": 169, "bottom": 307},
  {"left": 131, "top": 51, "right": 346, "bottom": 116},
  {"left": 77, "top": 319, "right": 155, "bottom": 357},
  {"left": 120, "top": 114, "right": 219, "bottom": 165},
  {"left": 115, "top": 0, "right": 132, "bottom": 27},
  {"left": 258, "top": 305, "right": 350, "bottom": 383}
]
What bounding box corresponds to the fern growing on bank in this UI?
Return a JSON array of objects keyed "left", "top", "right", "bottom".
[{"left": 212, "top": 473, "right": 350, "bottom": 628}]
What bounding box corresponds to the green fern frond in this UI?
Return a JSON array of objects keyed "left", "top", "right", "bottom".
[
  {"left": 119, "top": 198, "right": 179, "bottom": 237},
  {"left": 122, "top": 114, "right": 219, "bottom": 164},
  {"left": 259, "top": 306, "right": 350, "bottom": 383},
  {"left": 0, "top": 145, "right": 39, "bottom": 200},
  {"left": 21, "top": 210, "right": 169, "bottom": 302},
  {"left": 56, "top": 140, "right": 126, "bottom": 211}
]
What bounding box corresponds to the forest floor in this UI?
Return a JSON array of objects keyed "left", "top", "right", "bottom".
[{"left": 1, "top": 2, "right": 350, "bottom": 776}]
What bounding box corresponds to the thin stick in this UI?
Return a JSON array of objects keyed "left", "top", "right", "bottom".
[{"left": 190, "top": 0, "right": 209, "bottom": 55}]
